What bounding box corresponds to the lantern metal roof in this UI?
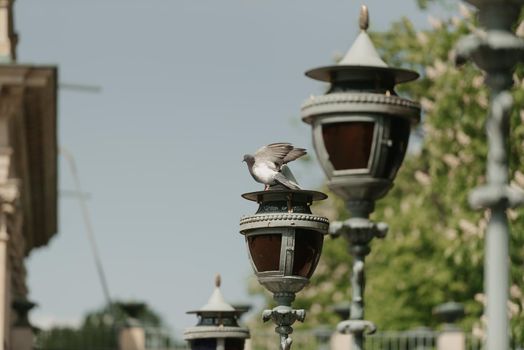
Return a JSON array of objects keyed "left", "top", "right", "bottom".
[
  {"left": 305, "top": 5, "right": 419, "bottom": 84},
  {"left": 184, "top": 274, "right": 250, "bottom": 342},
  {"left": 186, "top": 274, "right": 237, "bottom": 315}
]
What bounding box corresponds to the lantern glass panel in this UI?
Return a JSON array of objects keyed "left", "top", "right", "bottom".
[
  {"left": 247, "top": 234, "right": 281, "bottom": 272},
  {"left": 292, "top": 230, "right": 324, "bottom": 278},
  {"left": 322, "top": 122, "right": 375, "bottom": 170},
  {"left": 198, "top": 316, "right": 238, "bottom": 327},
  {"left": 384, "top": 118, "right": 410, "bottom": 179},
  {"left": 225, "top": 339, "right": 246, "bottom": 350},
  {"left": 191, "top": 339, "right": 216, "bottom": 350}
]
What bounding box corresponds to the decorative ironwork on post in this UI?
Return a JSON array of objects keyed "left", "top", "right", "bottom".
[
  {"left": 454, "top": 1, "right": 524, "bottom": 349},
  {"left": 302, "top": 5, "right": 420, "bottom": 350},
  {"left": 240, "top": 181, "right": 329, "bottom": 350}
]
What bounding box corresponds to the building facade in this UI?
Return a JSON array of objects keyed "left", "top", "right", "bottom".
[{"left": 0, "top": 1, "right": 59, "bottom": 348}]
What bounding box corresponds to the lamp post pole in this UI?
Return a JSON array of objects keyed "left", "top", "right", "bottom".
[
  {"left": 301, "top": 6, "right": 420, "bottom": 350},
  {"left": 455, "top": 1, "right": 524, "bottom": 348},
  {"left": 334, "top": 202, "right": 387, "bottom": 350}
]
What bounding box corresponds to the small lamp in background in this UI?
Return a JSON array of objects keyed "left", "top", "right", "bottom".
[{"left": 184, "top": 274, "right": 250, "bottom": 350}]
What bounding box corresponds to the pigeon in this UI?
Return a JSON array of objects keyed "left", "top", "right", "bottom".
[{"left": 243, "top": 143, "right": 306, "bottom": 190}]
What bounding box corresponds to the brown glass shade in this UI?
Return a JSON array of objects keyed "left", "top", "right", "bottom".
[
  {"left": 322, "top": 122, "right": 375, "bottom": 171},
  {"left": 225, "top": 339, "right": 246, "bottom": 350},
  {"left": 292, "top": 230, "right": 324, "bottom": 278},
  {"left": 247, "top": 234, "right": 282, "bottom": 272},
  {"left": 190, "top": 339, "right": 217, "bottom": 350},
  {"left": 383, "top": 118, "right": 411, "bottom": 179}
]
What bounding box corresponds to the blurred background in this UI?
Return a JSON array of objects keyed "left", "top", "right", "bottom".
[
  {"left": 15, "top": 3, "right": 524, "bottom": 350},
  {"left": 17, "top": 0, "right": 450, "bottom": 336}
]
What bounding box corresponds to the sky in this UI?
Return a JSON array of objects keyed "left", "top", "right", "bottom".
[{"left": 15, "top": 0, "right": 453, "bottom": 338}]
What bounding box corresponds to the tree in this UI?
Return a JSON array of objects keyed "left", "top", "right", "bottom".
[
  {"left": 253, "top": 4, "right": 524, "bottom": 345},
  {"left": 35, "top": 301, "right": 174, "bottom": 350}
]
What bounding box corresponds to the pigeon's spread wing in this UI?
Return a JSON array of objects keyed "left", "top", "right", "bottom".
[
  {"left": 254, "top": 143, "right": 293, "bottom": 165},
  {"left": 282, "top": 148, "right": 306, "bottom": 164}
]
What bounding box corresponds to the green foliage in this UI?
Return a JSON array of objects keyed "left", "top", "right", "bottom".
[
  {"left": 35, "top": 326, "right": 116, "bottom": 350},
  {"left": 251, "top": 7, "right": 524, "bottom": 345},
  {"left": 84, "top": 301, "right": 164, "bottom": 328},
  {"left": 35, "top": 301, "right": 171, "bottom": 350}
]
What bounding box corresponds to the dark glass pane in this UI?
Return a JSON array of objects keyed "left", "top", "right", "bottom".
[
  {"left": 383, "top": 118, "right": 410, "bottom": 179},
  {"left": 322, "top": 122, "right": 375, "bottom": 170},
  {"left": 292, "top": 230, "right": 324, "bottom": 278},
  {"left": 256, "top": 199, "right": 312, "bottom": 215},
  {"left": 191, "top": 339, "right": 217, "bottom": 350},
  {"left": 225, "top": 339, "right": 245, "bottom": 350},
  {"left": 247, "top": 234, "right": 281, "bottom": 272},
  {"left": 199, "top": 316, "right": 238, "bottom": 327}
]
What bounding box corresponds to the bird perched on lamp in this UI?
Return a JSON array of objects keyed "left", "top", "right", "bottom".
[{"left": 243, "top": 143, "right": 306, "bottom": 190}]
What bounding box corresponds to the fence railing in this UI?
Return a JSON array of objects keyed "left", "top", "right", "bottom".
[
  {"left": 249, "top": 329, "right": 523, "bottom": 350},
  {"left": 365, "top": 329, "right": 436, "bottom": 350},
  {"left": 33, "top": 327, "right": 523, "bottom": 350}
]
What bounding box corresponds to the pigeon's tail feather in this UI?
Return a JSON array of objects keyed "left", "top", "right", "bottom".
[
  {"left": 281, "top": 165, "right": 299, "bottom": 184},
  {"left": 283, "top": 148, "right": 307, "bottom": 164},
  {"left": 274, "top": 172, "right": 301, "bottom": 190}
]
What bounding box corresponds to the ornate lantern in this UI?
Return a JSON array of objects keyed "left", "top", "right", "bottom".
[
  {"left": 300, "top": 6, "right": 421, "bottom": 350},
  {"left": 184, "top": 275, "right": 250, "bottom": 350},
  {"left": 240, "top": 184, "right": 329, "bottom": 350},
  {"left": 301, "top": 6, "right": 420, "bottom": 206}
]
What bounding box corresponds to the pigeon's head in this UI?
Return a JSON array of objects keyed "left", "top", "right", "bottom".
[{"left": 242, "top": 154, "right": 255, "bottom": 165}]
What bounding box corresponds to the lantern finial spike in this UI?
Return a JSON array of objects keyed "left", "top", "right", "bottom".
[
  {"left": 359, "top": 5, "right": 369, "bottom": 31},
  {"left": 215, "top": 273, "right": 221, "bottom": 288}
]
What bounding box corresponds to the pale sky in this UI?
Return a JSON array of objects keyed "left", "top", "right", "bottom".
[{"left": 16, "top": 0, "right": 452, "bottom": 338}]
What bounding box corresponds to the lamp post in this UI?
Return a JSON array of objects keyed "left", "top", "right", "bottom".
[
  {"left": 119, "top": 302, "right": 146, "bottom": 325},
  {"left": 184, "top": 274, "right": 250, "bottom": 350},
  {"left": 240, "top": 183, "right": 329, "bottom": 350},
  {"left": 454, "top": 1, "right": 524, "bottom": 349},
  {"left": 11, "top": 298, "right": 37, "bottom": 350},
  {"left": 433, "top": 302, "right": 466, "bottom": 350},
  {"left": 301, "top": 6, "right": 420, "bottom": 350},
  {"left": 313, "top": 326, "right": 333, "bottom": 350},
  {"left": 118, "top": 302, "right": 146, "bottom": 350}
]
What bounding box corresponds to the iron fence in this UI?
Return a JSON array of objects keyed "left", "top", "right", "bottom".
[
  {"left": 249, "top": 329, "right": 522, "bottom": 350},
  {"left": 365, "top": 329, "right": 436, "bottom": 350},
  {"left": 33, "top": 327, "right": 523, "bottom": 350}
]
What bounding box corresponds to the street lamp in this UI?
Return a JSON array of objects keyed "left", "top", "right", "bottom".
[
  {"left": 454, "top": 1, "right": 524, "bottom": 349},
  {"left": 301, "top": 6, "right": 420, "bottom": 350},
  {"left": 118, "top": 301, "right": 146, "bottom": 326},
  {"left": 240, "top": 184, "right": 329, "bottom": 350},
  {"left": 11, "top": 298, "right": 37, "bottom": 350},
  {"left": 118, "top": 301, "right": 147, "bottom": 350},
  {"left": 433, "top": 302, "right": 465, "bottom": 328},
  {"left": 184, "top": 274, "right": 250, "bottom": 350},
  {"left": 313, "top": 326, "right": 333, "bottom": 350},
  {"left": 433, "top": 302, "right": 466, "bottom": 350}
]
